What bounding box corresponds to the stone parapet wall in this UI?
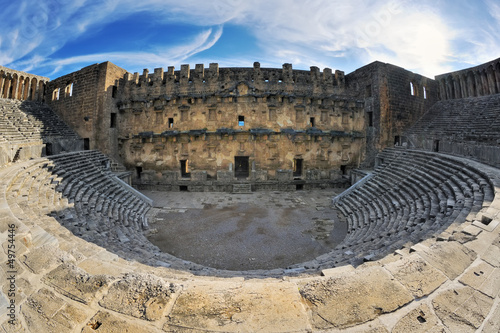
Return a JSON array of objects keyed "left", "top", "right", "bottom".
[{"left": 119, "top": 62, "right": 346, "bottom": 101}]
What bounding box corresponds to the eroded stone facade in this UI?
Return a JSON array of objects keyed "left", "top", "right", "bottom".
[
  {"left": 117, "top": 63, "right": 366, "bottom": 190},
  {"left": 40, "top": 60, "right": 439, "bottom": 189}
]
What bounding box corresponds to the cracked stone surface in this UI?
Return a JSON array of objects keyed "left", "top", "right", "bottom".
[
  {"left": 413, "top": 241, "right": 477, "bottom": 279},
  {"left": 383, "top": 254, "right": 448, "bottom": 298},
  {"left": 165, "top": 280, "right": 310, "bottom": 332},
  {"left": 299, "top": 266, "right": 413, "bottom": 329},
  {"left": 20, "top": 288, "right": 92, "bottom": 333},
  {"left": 458, "top": 260, "right": 500, "bottom": 298},
  {"left": 392, "top": 304, "right": 446, "bottom": 333},
  {"left": 22, "top": 243, "right": 73, "bottom": 274},
  {"left": 99, "top": 273, "right": 179, "bottom": 321},
  {"left": 81, "top": 311, "right": 164, "bottom": 333},
  {"left": 43, "top": 263, "right": 111, "bottom": 304},
  {"left": 432, "top": 285, "right": 494, "bottom": 332}
]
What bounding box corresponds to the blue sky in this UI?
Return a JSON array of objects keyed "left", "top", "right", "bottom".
[{"left": 1, "top": 0, "right": 499, "bottom": 79}]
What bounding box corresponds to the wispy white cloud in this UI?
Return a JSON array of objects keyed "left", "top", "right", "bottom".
[
  {"left": 1, "top": 0, "right": 498, "bottom": 78},
  {"left": 32, "top": 26, "right": 223, "bottom": 76}
]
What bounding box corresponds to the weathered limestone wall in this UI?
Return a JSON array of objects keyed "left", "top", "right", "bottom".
[
  {"left": 436, "top": 56, "right": 500, "bottom": 100},
  {"left": 45, "top": 62, "right": 127, "bottom": 157},
  {"left": 115, "top": 63, "right": 364, "bottom": 189},
  {"left": 119, "top": 62, "right": 346, "bottom": 101},
  {"left": 346, "top": 62, "right": 438, "bottom": 167},
  {"left": 0, "top": 66, "right": 48, "bottom": 101}
]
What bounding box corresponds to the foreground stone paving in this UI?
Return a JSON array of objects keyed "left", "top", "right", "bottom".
[{"left": 1, "top": 153, "right": 500, "bottom": 332}]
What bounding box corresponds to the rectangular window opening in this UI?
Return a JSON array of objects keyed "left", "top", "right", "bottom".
[
  {"left": 238, "top": 115, "right": 245, "bottom": 127},
  {"left": 52, "top": 88, "right": 60, "bottom": 101},
  {"left": 179, "top": 185, "right": 189, "bottom": 191},
  {"left": 136, "top": 166, "right": 142, "bottom": 180},
  {"left": 293, "top": 158, "right": 303, "bottom": 178},
  {"left": 340, "top": 165, "right": 347, "bottom": 175},
  {"left": 45, "top": 143, "right": 53, "bottom": 156},
  {"left": 310, "top": 117, "right": 315, "bottom": 127},
  {"left": 168, "top": 118, "right": 174, "bottom": 128},
  {"left": 423, "top": 86, "right": 427, "bottom": 99},
  {"left": 433, "top": 140, "right": 440, "bottom": 152},
  {"left": 410, "top": 82, "right": 415, "bottom": 96},
  {"left": 110, "top": 113, "right": 117, "bottom": 128},
  {"left": 180, "top": 159, "right": 191, "bottom": 178},
  {"left": 65, "top": 83, "right": 73, "bottom": 97},
  {"left": 296, "top": 184, "right": 304, "bottom": 190},
  {"left": 367, "top": 111, "right": 373, "bottom": 127},
  {"left": 112, "top": 85, "right": 118, "bottom": 98},
  {"left": 83, "top": 138, "right": 90, "bottom": 150}
]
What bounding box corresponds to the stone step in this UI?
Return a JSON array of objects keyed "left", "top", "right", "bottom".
[{"left": 232, "top": 183, "right": 252, "bottom": 193}]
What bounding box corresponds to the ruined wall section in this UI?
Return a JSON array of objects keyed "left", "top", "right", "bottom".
[
  {"left": 346, "top": 61, "right": 438, "bottom": 167},
  {"left": 45, "top": 62, "right": 127, "bottom": 156},
  {"left": 119, "top": 62, "right": 346, "bottom": 102},
  {"left": 436, "top": 56, "right": 500, "bottom": 100},
  {"left": 0, "top": 65, "right": 48, "bottom": 101},
  {"left": 115, "top": 63, "right": 364, "bottom": 189}
]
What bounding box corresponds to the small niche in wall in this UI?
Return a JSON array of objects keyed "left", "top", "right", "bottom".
[
  {"left": 367, "top": 111, "right": 373, "bottom": 127},
  {"left": 110, "top": 113, "right": 117, "bottom": 128}
]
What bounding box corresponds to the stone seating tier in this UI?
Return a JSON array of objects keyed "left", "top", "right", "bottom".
[
  {"left": 1, "top": 146, "right": 500, "bottom": 331},
  {"left": 407, "top": 93, "right": 500, "bottom": 142},
  {"left": 330, "top": 148, "right": 493, "bottom": 266},
  {"left": 0, "top": 98, "right": 79, "bottom": 143}
]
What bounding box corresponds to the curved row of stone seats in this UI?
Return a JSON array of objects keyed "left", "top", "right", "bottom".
[
  {"left": 0, "top": 98, "right": 79, "bottom": 143},
  {"left": 1, "top": 148, "right": 499, "bottom": 331},
  {"left": 4, "top": 150, "right": 157, "bottom": 261},
  {"left": 327, "top": 148, "right": 494, "bottom": 266},
  {"left": 408, "top": 94, "right": 500, "bottom": 142}
]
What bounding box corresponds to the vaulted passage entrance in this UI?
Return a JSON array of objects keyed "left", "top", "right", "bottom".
[{"left": 234, "top": 156, "right": 249, "bottom": 179}]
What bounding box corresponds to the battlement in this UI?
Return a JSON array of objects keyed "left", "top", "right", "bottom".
[{"left": 118, "top": 63, "right": 346, "bottom": 100}]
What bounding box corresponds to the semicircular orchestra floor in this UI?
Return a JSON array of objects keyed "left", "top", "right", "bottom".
[{"left": 143, "top": 189, "right": 347, "bottom": 270}]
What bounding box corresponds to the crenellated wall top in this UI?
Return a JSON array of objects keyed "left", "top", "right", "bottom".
[{"left": 118, "top": 62, "right": 346, "bottom": 99}]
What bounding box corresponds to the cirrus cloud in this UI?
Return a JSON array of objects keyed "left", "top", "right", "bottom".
[{"left": 1, "top": 0, "right": 498, "bottom": 79}]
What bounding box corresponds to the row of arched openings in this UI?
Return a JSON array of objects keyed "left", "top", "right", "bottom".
[
  {"left": 438, "top": 61, "right": 500, "bottom": 100},
  {"left": 0, "top": 70, "right": 47, "bottom": 102}
]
